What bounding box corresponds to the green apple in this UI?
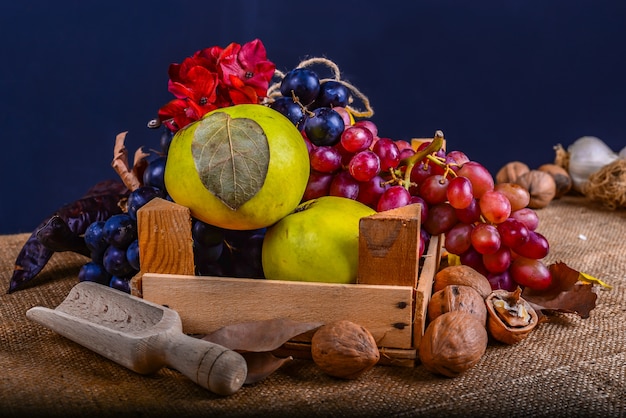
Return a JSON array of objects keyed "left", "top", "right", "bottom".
[
  {"left": 164, "top": 104, "right": 310, "bottom": 230},
  {"left": 262, "top": 196, "right": 376, "bottom": 284}
]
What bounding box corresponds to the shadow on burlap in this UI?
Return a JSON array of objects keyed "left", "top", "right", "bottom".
[{"left": 1, "top": 196, "right": 625, "bottom": 417}]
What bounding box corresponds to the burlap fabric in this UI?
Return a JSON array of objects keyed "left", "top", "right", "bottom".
[{"left": 1, "top": 196, "right": 624, "bottom": 417}]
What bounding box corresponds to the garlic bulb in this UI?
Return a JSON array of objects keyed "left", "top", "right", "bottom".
[
  {"left": 620, "top": 146, "right": 626, "bottom": 159},
  {"left": 567, "top": 136, "right": 619, "bottom": 191}
]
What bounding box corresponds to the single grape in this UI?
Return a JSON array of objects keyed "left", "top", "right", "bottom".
[
  {"left": 332, "top": 107, "right": 353, "bottom": 126},
  {"left": 348, "top": 150, "right": 380, "bottom": 182},
  {"left": 510, "top": 257, "right": 552, "bottom": 290},
  {"left": 357, "top": 174, "right": 389, "bottom": 208},
  {"left": 303, "top": 171, "right": 334, "bottom": 200},
  {"left": 497, "top": 218, "right": 530, "bottom": 249},
  {"left": 445, "top": 150, "right": 470, "bottom": 171},
  {"left": 422, "top": 203, "right": 458, "bottom": 235},
  {"left": 304, "top": 107, "right": 345, "bottom": 146},
  {"left": 84, "top": 220, "right": 108, "bottom": 263},
  {"left": 470, "top": 223, "right": 501, "bottom": 255},
  {"left": 103, "top": 214, "right": 137, "bottom": 249},
  {"left": 447, "top": 176, "right": 474, "bottom": 209},
  {"left": 78, "top": 262, "right": 111, "bottom": 285},
  {"left": 127, "top": 186, "right": 164, "bottom": 220},
  {"left": 419, "top": 229, "right": 431, "bottom": 258},
  {"left": 482, "top": 246, "right": 511, "bottom": 274},
  {"left": 513, "top": 230, "right": 549, "bottom": 259},
  {"left": 109, "top": 276, "right": 131, "bottom": 293},
  {"left": 280, "top": 68, "right": 320, "bottom": 105},
  {"left": 126, "top": 239, "right": 140, "bottom": 271},
  {"left": 494, "top": 182, "right": 530, "bottom": 212},
  {"left": 270, "top": 96, "right": 307, "bottom": 128},
  {"left": 399, "top": 147, "right": 415, "bottom": 161},
  {"left": 457, "top": 161, "right": 494, "bottom": 199},
  {"left": 372, "top": 138, "right": 400, "bottom": 172},
  {"left": 395, "top": 140, "right": 412, "bottom": 151},
  {"left": 310, "top": 146, "right": 343, "bottom": 173},
  {"left": 353, "top": 120, "right": 378, "bottom": 137},
  {"left": 160, "top": 129, "right": 174, "bottom": 154},
  {"left": 329, "top": 171, "right": 360, "bottom": 200},
  {"left": 486, "top": 270, "right": 517, "bottom": 291},
  {"left": 103, "top": 245, "right": 136, "bottom": 277},
  {"left": 313, "top": 80, "right": 350, "bottom": 108},
  {"left": 510, "top": 208, "right": 540, "bottom": 231},
  {"left": 143, "top": 156, "right": 167, "bottom": 191},
  {"left": 340, "top": 126, "right": 373, "bottom": 153},
  {"left": 479, "top": 190, "right": 511, "bottom": 224},
  {"left": 459, "top": 247, "right": 488, "bottom": 276},
  {"left": 419, "top": 174, "right": 449, "bottom": 205},
  {"left": 377, "top": 185, "right": 411, "bottom": 212},
  {"left": 192, "top": 219, "right": 224, "bottom": 247},
  {"left": 409, "top": 160, "right": 435, "bottom": 186},
  {"left": 455, "top": 198, "right": 481, "bottom": 224},
  {"left": 409, "top": 195, "right": 429, "bottom": 224},
  {"left": 444, "top": 222, "right": 474, "bottom": 255}
]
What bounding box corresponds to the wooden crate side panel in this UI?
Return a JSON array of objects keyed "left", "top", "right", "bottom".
[
  {"left": 358, "top": 203, "right": 422, "bottom": 288},
  {"left": 141, "top": 273, "right": 415, "bottom": 349}
]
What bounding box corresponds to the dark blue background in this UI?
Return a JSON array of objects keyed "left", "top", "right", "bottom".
[{"left": 1, "top": 1, "right": 625, "bottom": 234}]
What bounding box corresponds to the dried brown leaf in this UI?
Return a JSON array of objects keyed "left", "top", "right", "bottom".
[
  {"left": 111, "top": 132, "right": 142, "bottom": 191},
  {"left": 242, "top": 352, "right": 293, "bottom": 384},
  {"left": 201, "top": 318, "right": 323, "bottom": 352},
  {"left": 131, "top": 146, "right": 151, "bottom": 186},
  {"left": 522, "top": 261, "right": 598, "bottom": 319}
]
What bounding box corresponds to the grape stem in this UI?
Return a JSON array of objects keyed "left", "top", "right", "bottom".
[{"left": 398, "top": 130, "right": 445, "bottom": 190}]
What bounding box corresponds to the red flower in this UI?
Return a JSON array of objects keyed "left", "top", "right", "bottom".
[
  {"left": 218, "top": 39, "right": 275, "bottom": 98},
  {"left": 157, "top": 39, "right": 276, "bottom": 132}
]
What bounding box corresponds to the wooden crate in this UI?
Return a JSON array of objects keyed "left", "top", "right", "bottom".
[{"left": 131, "top": 198, "right": 442, "bottom": 367}]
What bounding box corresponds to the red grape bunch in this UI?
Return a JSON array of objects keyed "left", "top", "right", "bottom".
[{"left": 271, "top": 68, "right": 552, "bottom": 292}]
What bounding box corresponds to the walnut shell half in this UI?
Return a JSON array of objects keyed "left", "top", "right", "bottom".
[
  {"left": 419, "top": 311, "right": 488, "bottom": 378},
  {"left": 486, "top": 288, "right": 538, "bottom": 345},
  {"left": 311, "top": 320, "right": 380, "bottom": 379}
]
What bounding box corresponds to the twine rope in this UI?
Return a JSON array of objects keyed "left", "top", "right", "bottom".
[{"left": 266, "top": 57, "right": 374, "bottom": 119}]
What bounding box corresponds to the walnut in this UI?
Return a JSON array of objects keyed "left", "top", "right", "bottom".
[
  {"left": 433, "top": 265, "right": 492, "bottom": 299},
  {"left": 486, "top": 288, "right": 539, "bottom": 345},
  {"left": 419, "top": 311, "right": 488, "bottom": 377},
  {"left": 537, "top": 163, "right": 572, "bottom": 199},
  {"left": 513, "top": 169, "right": 557, "bottom": 208},
  {"left": 495, "top": 161, "right": 530, "bottom": 184},
  {"left": 311, "top": 320, "right": 380, "bottom": 379},
  {"left": 428, "top": 285, "right": 487, "bottom": 325}
]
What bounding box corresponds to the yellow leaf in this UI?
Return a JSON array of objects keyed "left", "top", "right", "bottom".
[{"left": 579, "top": 272, "right": 612, "bottom": 289}]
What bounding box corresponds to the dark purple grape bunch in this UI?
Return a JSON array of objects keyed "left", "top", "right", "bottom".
[{"left": 270, "top": 68, "right": 350, "bottom": 146}]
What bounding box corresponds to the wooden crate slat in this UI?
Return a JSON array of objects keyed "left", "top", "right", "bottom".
[{"left": 141, "top": 273, "right": 415, "bottom": 349}]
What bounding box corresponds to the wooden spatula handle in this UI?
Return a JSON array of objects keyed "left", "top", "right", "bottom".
[{"left": 164, "top": 333, "right": 247, "bottom": 396}]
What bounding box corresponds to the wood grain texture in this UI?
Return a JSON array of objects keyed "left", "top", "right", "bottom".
[
  {"left": 358, "top": 203, "right": 422, "bottom": 287},
  {"left": 136, "top": 198, "right": 194, "bottom": 276},
  {"left": 142, "top": 274, "right": 415, "bottom": 349}
]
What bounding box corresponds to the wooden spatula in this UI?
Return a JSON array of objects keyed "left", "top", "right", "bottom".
[{"left": 26, "top": 281, "right": 247, "bottom": 396}]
